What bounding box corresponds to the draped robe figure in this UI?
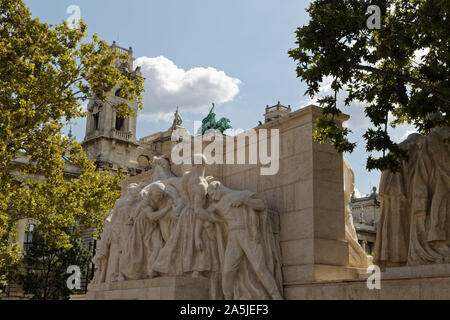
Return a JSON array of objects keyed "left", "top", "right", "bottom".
[
  {"left": 119, "top": 182, "right": 173, "bottom": 280},
  {"left": 343, "top": 158, "right": 371, "bottom": 268},
  {"left": 206, "top": 181, "right": 283, "bottom": 300},
  {"left": 93, "top": 183, "right": 141, "bottom": 283},
  {"left": 408, "top": 126, "right": 450, "bottom": 265},
  {"left": 92, "top": 210, "right": 114, "bottom": 284},
  {"left": 374, "top": 133, "right": 422, "bottom": 269},
  {"left": 90, "top": 153, "right": 285, "bottom": 300},
  {"left": 114, "top": 184, "right": 142, "bottom": 281},
  {"left": 105, "top": 211, "right": 121, "bottom": 282},
  {"left": 150, "top": 157, "right": 174, "bottom": 183},
  {"left": 152, "top": 155, "right": 221, "bottom": 278}
]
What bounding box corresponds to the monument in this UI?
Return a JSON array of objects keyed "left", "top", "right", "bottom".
[
  {"left": 88, "top": 153, "right": 283, "bottom": 300},
  {"left": 87, "top": 105, "right": 450, "bottom": 300}
]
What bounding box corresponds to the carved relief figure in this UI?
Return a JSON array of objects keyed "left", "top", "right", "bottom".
[
  {"left": 91, "top": 210, "right": 114, "bottom": 284},
  {"left": 150, "top": 156, "right": 174, "bottom": 183},
  {"left": 408, "top": 126, "right": 450, "bottom": 265},
  {"left": 206, "top": 181, "right": 283, "bottom": 300},
  {"left": 119, "top": 182, "right": 173, "bottom": 280},
  {"left": 343, "top": 158, "right": 371, "bottom": 268},
  {"left": 151, "top": 154, "right": 221, "bottom": 278},
  {"left": 114, "top": 183, "right": 142, "bottom": 281},
  {"left": 374, "top": 133, "right": 422, "bottom": 268},
  {"left": 104, "top": 209, "right": 121, "bottom": 282},
  {"left": 374, "top": 125, "right": 450, "bottom": 267},
  {"left": 90, "top": 153, "right": 284, "bottom": 300}
]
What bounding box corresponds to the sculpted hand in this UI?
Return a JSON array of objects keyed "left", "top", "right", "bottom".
[{"left": 231, "top": 199, "right": 244, "bottom": 207}]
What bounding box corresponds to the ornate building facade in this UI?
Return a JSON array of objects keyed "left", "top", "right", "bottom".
[
  {"left": 82, "top": 42, "right": 162, "bottom": 176},
  {"left": 349, "top": 187, "right": 381, "bottom": 255}
]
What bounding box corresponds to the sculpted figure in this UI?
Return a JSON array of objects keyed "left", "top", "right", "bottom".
[
  {"left": 91, "top": 184, "right": 140, "bottom": 283},
  {"left": 114, "top": 183, "right": 142, "bottom": 280},
  {"left": 206, "top": 181, "right": 283, "bottom": 300},
  {"left": 104, "top": 209, "right": 121, "bottom": 282},
  {"left": 152, "top": 154, "right": 221, "bottom": 279},
  {"left": 343, "top": 158, "right": 371, "bottom": 268},
  {"left": 374, "top": 133, "right": 423, "bottom": 268},
  {"left": 98, "top": 184, "right": 140, "bottom": 283},
  {"left": 375, "top": 123, "right": 450, "bottom": 267},
  {"left": 408, "top": 126, "right": 450, "bottom": 265},
  {"left": 90, "top": 184, "right": 142, "bottom": 283},
  {"left": 171, "top": 107, "right": 183, "bottom": 129},
  {"left": 150, "top": 157, "right": 174, "bottom": 183},
  {"left": 91, "top": 210, "right": 114, "bottom": 284},
  {"left": 119, "top": 182, "right": 174, "bottom": 280}
]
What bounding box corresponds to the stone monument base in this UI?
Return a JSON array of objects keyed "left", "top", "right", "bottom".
[
  {"left": 284, "top": 263, "right": 450, "bottom": 299},
  {"left": 86, "top": 277, "right": 210, "bottom": 300}
]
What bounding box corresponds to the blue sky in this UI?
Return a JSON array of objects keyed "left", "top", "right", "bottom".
[{"left": 24, "top": 0, "right": 416, "bottom": 196}]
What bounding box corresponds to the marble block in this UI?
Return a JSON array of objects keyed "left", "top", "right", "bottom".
[{"left": 86, "top": 277, "right": 210, "bottom": 300}]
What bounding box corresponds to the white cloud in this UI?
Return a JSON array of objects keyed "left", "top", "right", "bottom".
[
  {"left": 413, "top": 48, "right": 430, "bottom": 65},
  {"left": 301, "top": 76, "right": 371, "bottom": 132},
  {"left": 353, "top": 187, "right": 362, "bottom": 198},
  {"left": 399, "top": 128, "right": 418, "bottom": 141},
  {"left": 134, "top": 56, "right": 241, "bottom": 123}
]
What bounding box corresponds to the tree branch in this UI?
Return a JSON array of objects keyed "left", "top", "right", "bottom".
[{"left": 355, "top": 64, "right": 450, "bottom": 105}]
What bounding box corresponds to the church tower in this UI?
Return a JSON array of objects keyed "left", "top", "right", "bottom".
[{"left": 82, "top": 42, "right": 150, "bottom": 176}]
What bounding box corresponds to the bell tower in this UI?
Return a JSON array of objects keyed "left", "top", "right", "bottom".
[{"left": 82, "top": 42, "right": 146, "bottom": 175}]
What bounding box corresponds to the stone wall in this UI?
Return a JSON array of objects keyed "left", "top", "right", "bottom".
[{"left": 211, "top": 105, "right": 359, "bottom": 289}]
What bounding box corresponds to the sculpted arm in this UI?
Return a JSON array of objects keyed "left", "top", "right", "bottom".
[
  {"left": 246, "top": 197, "right": 266, "bottom": 211},
  {"left": 231, "top": 196, "right": 266, "bottom": 211},
  {"left": 143, "top": 203, "right": 171, "bottom": 221},
  {"left": 194, "top": 193, "right": 205, "bottom": 251},
  {"left": 128, "top": 204, "right": 141, "bottom": 223},
  {"left": 196, "top": 203, "right": 223, "bottom": 223}
]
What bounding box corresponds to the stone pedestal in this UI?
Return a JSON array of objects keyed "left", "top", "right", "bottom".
[
  {"left": 284, "top": 263, "right": 450, "bottom": 299},
  {"left": 220, "top": 105, "right": 358, "bottom": 284},
  {"left": 86, "top": 277, "right": 210, "bottom": 300}
]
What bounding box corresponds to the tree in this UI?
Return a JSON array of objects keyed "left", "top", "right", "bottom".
[
  {"left": 289, "top": 0, "right": 449, "bottom": 172},
  {"left": 0, "top": 0, "right": 144, "bottom": 289},
  {"left": 0, "top": 219, "right": 20, "bottom": 293},
  {"left": 18, "top": 225, "right": 91, "bottom": 300}
]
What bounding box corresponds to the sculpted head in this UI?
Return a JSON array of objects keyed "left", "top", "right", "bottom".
[
  {"left": 147, "top": 182, "right": 166, "bottom": 203},
  {"left": 207, "top": 181, "right": 225, "bottom": 201},
  {"left": 153, "top": 156, "right": 170, "bottom": 170},
  {"left": 400, "top": 132, "right": 422, "bottom": 151},
  {"left": 126, "top": 183, "right": 141, "bottom": 199}
]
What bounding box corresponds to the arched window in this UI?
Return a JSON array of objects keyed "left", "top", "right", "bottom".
[{"left": 137, "top": 155, "right": 150, "bottom": 168}]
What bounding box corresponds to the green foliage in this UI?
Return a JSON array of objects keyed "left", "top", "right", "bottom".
[
  {"left": 289, "top": 0, "right": 449, "bottom": 172},
  {"left": 0, "top": 214, "right": 21, "bottom": 293},
  {"left": 0, "top": 0, "right": 143, "bottom": 287},
  {"left": 18, "top": 225, "right": 91, "bottom": 300}
]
